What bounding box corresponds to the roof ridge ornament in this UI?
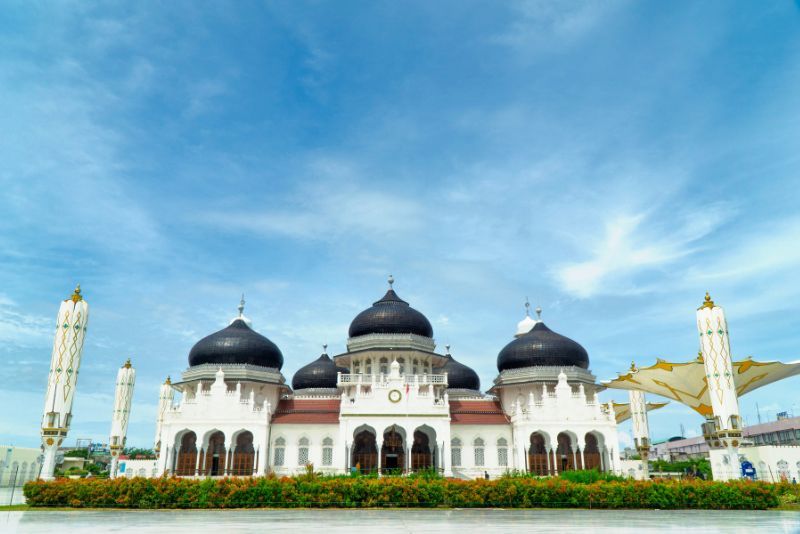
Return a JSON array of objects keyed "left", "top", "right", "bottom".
[
  {"left": 699, "top": 291, "right": 715, "bottom": 310},
  {"left": 535, "top": 305, "right": 542, "bottom": 321},
  {"left": 322, "top": 343, "right": 328, "bottom": 355},
  {"left": 445, "top": 344, "right": 451, "bottom": 357},
  {"left": 524, "top": 297, "right": 530, "bottom": 317},
  {"left": 388, "top": 274, "right": 394, "bottom": 289},
  {"left": 238, "top": 294, "right": 245, "bottom": 317}
]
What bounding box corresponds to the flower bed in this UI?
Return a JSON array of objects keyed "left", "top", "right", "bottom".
[{"left": 23, "top": 476, "right": 781, "bottom": 510}]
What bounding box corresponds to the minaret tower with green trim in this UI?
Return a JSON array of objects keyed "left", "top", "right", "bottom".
[
  {"left": 109, "top": 358, "right": 136, "bottom": 477},
  {"left": 40, "top": 284, "right": 90, "bottom": 480},
  {"left": 697, "top": 292, "right": 742, "bottom": 481}
]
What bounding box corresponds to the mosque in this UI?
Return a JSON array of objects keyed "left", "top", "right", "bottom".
[{"left": 150, "top": 277, "right": 621, "bottom": 479}]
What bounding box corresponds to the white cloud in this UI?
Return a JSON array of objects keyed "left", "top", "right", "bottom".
[{"left": 553, "top": 205, "right": 731, "bottom": 298}]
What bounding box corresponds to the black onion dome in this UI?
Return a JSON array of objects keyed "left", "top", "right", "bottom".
[
  {"left": 188, "top": 319, "right": 284, "bottom": 369},
  {"left": 292, "top": 353, "right": 339, "bottom": 390},
  {"left": 439, "top": 355, "right": 480, "bottom": 391},
  {"left": 497, "top": 321, "right": 589, "bottom": 372},
  {"left": 348, "top": 288, "right": 434, "bottom": 338}
]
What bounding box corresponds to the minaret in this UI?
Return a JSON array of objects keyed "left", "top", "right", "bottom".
[
  {"left": 628, "top": 383, "right": 651, "bottom": 479},
  {"left": 109, "top": 359, "right": 136, "bottom": 477},
  {"left": 697, "top": 292, "right": 742, "bottom": 481},
  {"left": 40, "top": 284, "right": 90, "bottom": 480},
  {"left": 154, "top": 376, "right": 174, "bottom": 453}
]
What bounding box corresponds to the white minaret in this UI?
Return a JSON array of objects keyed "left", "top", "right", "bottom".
[
  {"left": 697, "top": 292, "right": 742, "bottom": 481},
  {"left": 629, "top": 387, "right": 651, "bottom": 479},
  {"left": 40, "top": 284, "right": 90, "bottom": 480},
  {"left": 154, "top": 376, "right": 174, "bottom": 453},
  {"left": 109, "top": 359, "right": 136, "bottom": 477}
]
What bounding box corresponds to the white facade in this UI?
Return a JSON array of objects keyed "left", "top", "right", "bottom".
[
  {"left": 147, "top": 289, "right": 624, "bottom": 480},
  {"left": 0, "top": 446, "right": 41, "bottom": 488}
]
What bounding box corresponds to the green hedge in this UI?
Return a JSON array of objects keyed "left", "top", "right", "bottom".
[{"left": 23, "top": 476, "right": 781, "bottom": 509}]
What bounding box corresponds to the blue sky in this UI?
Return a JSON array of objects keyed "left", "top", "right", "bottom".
[{"left": 1, "top": 1, "right": 800, "bottom": 450}]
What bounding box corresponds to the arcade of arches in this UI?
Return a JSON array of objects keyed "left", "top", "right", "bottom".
[
  {"left": 351, "top": 426, "right": 437, "bottom": 473},
  {"left": 173, "top": 430, "right": 258, "bottom": 476},
  {"left": 527, "top": 431, "right": 605, "bottom": 475}
]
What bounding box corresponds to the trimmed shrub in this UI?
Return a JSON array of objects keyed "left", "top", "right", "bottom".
[{"left": 23, "top": 476, "right": 781, "bottom": 510}]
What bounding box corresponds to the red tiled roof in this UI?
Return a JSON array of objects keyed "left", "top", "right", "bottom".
[
  {"left": 449, "top": 399, "right": 509, "bottom": 424},
  {"left": 271, "top": 398, "right": 340, "bottom": 424}
]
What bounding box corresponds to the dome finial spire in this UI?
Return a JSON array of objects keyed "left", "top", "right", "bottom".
[
  {"left": 387, "top": 274, "right": 394, "bottom": 289},
  {"left": 535, "top": 305, "right": 542, "bottom": 321},
  {"left": 69, "top": 283, "right": 83, "bottom": 303},
  {"left": 322, "top": 343, "right": 328, "bottom": 354},
  {"left": 445, "top": 344, "right": 451, "bottom": 356},
  {"left": 524, "top": 297, "right": 531, "bottom": 317},
  {"left": 238, "top": 294, "right": 245, "bottom": 317}
]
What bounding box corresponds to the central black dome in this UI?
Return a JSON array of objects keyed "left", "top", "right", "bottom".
[
  {"left": 292, "top": 352, "right": 340, "bottom": 390},
  {"left": 497, "top": 321, "right": 589, "bottom": 372},
  {"left": 348, "top": 286, "right": 433, "bottom": 338},
  {"left": 437, "top": 355, "right": 480, "bottom": 391},
  {"left": 188, "top": 319, "right": 284, "bottom": 369}
]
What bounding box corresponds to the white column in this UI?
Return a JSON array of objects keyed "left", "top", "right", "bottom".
[
  {"left": 109, "top": 359, "right": 136, "bottom": 478},
  {"left": 154, "top": 377, "right": 174, "bottom": 453},
  {"left": 550, "top": 448, "right": 558, "bottom": 475},
  {"left": 377, "top": 439, "right": 383, "bottom": 474},
  {"left": 697, "top": 293, "right": 742, "bottom": 481},
  {"left": 40, "top": 285, "right": 90, "bottom": 481},
  {"left": 629, "top": 390, "right": 651, "bottom": 479}
]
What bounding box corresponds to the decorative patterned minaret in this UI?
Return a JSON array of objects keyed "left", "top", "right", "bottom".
[
  {"left": 109, "top": 359, "right": 136, "bottom": 477},
  {"left": 697, "top": 292, "right": 742, "bottom": 481},
  {"left": 628, "top": 386, "right": 651, "bottom": 479},
  {"left": 154, "top": 376, "right": 174, "bottom": 453},
  {"left": 40, "top": 284, "right": 90, "bottom": 480}
]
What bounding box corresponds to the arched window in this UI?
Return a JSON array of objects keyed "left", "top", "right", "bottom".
[
  {"left": 365, "top": 359, "right": 372, "bottom": 375},
  {"left": 322, "top": 437, "right": 334, "bottom": 466},
  {"left": 19, "top": 462, "right": 28, "bottom": 485},
  {"left": 473, "top": 438, "right": 485, "bottom": 467},
  {"left": 451, "top": 438, "right": 462, "bottom": 467},
  {"left": 412, "top": 359, "right": 419, "bottom": 375},
  {"left": 274, "top": 437, "right": 286, "bottom": 467},
  {"left": 354, "top": 360, "right": 361, "bottom": 374},
  {"left": 778, "top": 460, "right": 790, "bottom": 481},
  {"left": 298, "top": 437, "right": 310, "bottom": 466},
  {"left": 397, "top": 357, "right": 405, "bottom": 374},
  {"left": 497, "top": 438, "right": 508, "bottom": 467},
  {"left": 380, "top": 358, "right": 389, "bottom": 374}
]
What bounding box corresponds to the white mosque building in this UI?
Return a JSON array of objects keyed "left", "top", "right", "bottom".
[{"left": 152, "top": 277, "right": 621, "bottom": 479}]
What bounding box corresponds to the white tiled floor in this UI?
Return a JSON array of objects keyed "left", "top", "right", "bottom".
[{"left": 1, "top": 509, "right": 798, "bottom": 534}]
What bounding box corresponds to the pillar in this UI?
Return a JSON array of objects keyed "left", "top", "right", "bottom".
[
  {"left": 40, "top": 285, "right": 89, "bottom": 480},
  {"left": 109, "top": 359, "right": 136, "bottom": 478},
  {"left": 697, "top": 292, "right": 742, "bottom": 481},
  {"left": 629, "top": 389, "right": 651, "bottom": 479}
]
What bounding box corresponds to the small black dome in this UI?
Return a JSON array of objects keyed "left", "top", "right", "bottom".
[
  {"left": 292, "top": 353, "right": 340, "bottom": 390},
  {"left": 188, "top": 319, "right": 284, "bottom": 369},
  {"left": 438, "top": 355, "right": 480, "bottom": 391},
  {"left": 348, "top": 288, "right": 433, "bottom": 338},
  {"left": 497, "top": 321, "right": 589, "bottom": 372}
]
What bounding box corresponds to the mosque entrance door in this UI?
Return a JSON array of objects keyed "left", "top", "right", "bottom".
[
  {"left": 583, "top": 433, "right": 601, "bottom": 471},
  {"left": 411, "top": 430, "right": 432, "bottom": 471},
  {"left": 205, "top": 431, "right": 226, "bottom": 476},
  {"left": 381, "top": 428, "right": 405, "bottom": 474},
  {"left": 175, "top": 432, "right": 198, "bottom": 476},
  {"left": 352, "top": 430, "right": 378, "bottom": 473},
  {"left": 528, "top": 433, "right": 549, "bottom": 476},
  {"left": 556, "top": 433, "right": 575, "bottom": 472}
]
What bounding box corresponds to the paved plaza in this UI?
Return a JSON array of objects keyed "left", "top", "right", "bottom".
[{"left": 1, "top": 509, "right": 798, "bottom": 533}]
